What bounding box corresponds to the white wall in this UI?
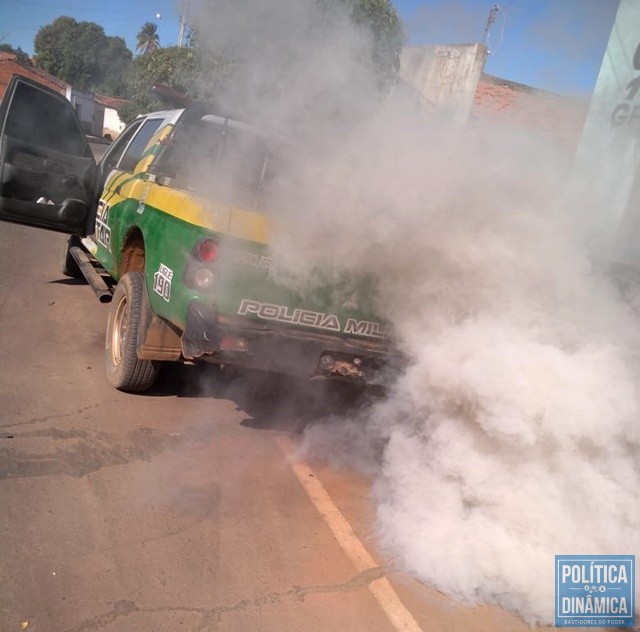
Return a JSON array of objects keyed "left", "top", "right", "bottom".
[
  {"left": 103, "top": 107, "right": 126, "bottom": 137},
  {"left": 565, "top": 0, "right": 640, "bottom": 261},
  {"left": 65, "top": 86, "right": 103, "bottom": 136},
  {"left": 400, "top": 44, "right": 488, "bottom": 124}
]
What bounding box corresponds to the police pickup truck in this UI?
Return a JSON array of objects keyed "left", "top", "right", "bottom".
[{"left": 0, "top": 76, "right": 394, "bottom": 392}]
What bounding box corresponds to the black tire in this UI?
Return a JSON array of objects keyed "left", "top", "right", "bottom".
[
  {"left": 60, "top": 235, "right": 83, "bottom": 278},
  {"left": 105, "top": 272, "right": 160, "bottom": 392}
]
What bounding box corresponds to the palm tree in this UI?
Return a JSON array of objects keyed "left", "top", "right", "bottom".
[{"left": 136, "top": 22, "right": 160, "bottom": 54}]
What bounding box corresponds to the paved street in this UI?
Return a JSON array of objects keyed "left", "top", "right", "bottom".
[{"left": 0, "top": 222, "right": 539, "bottom": 632}]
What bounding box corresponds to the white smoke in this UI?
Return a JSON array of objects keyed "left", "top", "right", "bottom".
[
  {"left": 285, "top": 105, "right": 640, "bottom": 623},
  {"left": 192, "top": 0, "right": 640, "bottom": 623}
]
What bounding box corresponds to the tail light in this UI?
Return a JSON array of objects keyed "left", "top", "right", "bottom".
[
  {"left": 197, "top": 239, "right": 219, "bottom": 263},
  {"left": 192, "top": 267, "right": 215, "bottom": 289},
  {"left": 185, "top": 239, "right": 219, "bottom": 292}
]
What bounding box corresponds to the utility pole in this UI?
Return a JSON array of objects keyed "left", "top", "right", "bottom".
[
  {"left": 482, "top": 4, "right": 500, "bottom": 45},
  {"left": 177, "top": 4, "right": 188, "bottom": 47}
]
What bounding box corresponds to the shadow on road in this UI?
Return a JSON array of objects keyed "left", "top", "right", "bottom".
[
  {"left": 48, "top": 277, "right": 88, "bottom": 286},
  {"left": 151, "top": 363, "right": 374, "bottom": 434}
]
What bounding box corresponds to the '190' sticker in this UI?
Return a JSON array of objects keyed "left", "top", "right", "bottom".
[{"left": 153, "top": 263, "right": 173, "bottom": 302}]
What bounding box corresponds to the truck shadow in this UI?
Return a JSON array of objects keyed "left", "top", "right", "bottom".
[
  {"left": 49, "top": 277, "right": 88, "bottom": 286},
  {"left": 152, "top": 363, "right": 375, "bottom": 434}
]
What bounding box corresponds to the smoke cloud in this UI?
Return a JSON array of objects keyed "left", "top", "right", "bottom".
[
  {"left": 191, "top": 0, "right": 640, "bottom": 624},
  {"left": 287, "top": 106, "right": 640, "bottom": 623}
]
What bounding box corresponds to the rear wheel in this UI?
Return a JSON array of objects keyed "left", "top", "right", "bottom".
[
  {"left": 105, "top": 272, "right": 160, "bottom": 392},
  {"left": 60, "top": 235, "right": 83, "bottom": 278}
]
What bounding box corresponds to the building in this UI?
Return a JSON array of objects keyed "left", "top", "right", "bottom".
[
  {"left": 94, "top": 94, "right": 129, "bottom": 138},
  {"left": 400, "top": 43, "right": 488, "bottom": 124},
  {"left": 472, "top": 74, "right": 588, "bottom": 152},
  {"left": 0, "top": 51, "right": 67, "bottom": 97},
  {"left": 399, "top": 45, "right": 588, "bottom": 152}
]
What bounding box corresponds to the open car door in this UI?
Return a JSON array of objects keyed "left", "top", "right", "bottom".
[{"left": 0, "top": 75, "right": 97, "bottom": 235}]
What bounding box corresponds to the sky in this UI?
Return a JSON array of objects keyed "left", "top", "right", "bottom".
[{"left": 1, "top": 0, "right": 621, "bottom": 95}]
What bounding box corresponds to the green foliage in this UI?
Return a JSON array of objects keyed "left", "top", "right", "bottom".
[
  {"left": 119, "top": 0, "right": 402, "bottom": 122},
  {"left": 33, "top": 16, "right": 132, "bottom": 94},
  {"left": 34, "top": 16, "right": 100, "bottom": 88},
  {"left": 136, "top": 22, "right": 160, "bottom": 54},
  {"left": 314, "top": 0, "right": 403, "bottom": 89},
  {"left": 193, "top": 0, "right": 402, "bottom": 101},
  {"left": 118, "top": 46, "right": 196, "bottom": 123},
  {"left": 96, "top": 36, "right": 133, "bottom": 97},
  {"left": 0, "top": 43, "right": 32, "bottom": 67},
  {"left": 116, "top": 100, "right": 145, "bottom": 125},
  {"left": 344, "top": 0, "right": 404, "bottom": 89}
]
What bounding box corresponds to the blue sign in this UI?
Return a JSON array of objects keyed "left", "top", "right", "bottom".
[{"left": 555, "top": 555, "right": 635, "bottom": 627}]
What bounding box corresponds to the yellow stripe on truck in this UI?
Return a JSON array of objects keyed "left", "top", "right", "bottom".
[
  {"left": 229, "top": 206, "right": 270, "bottom": 244},
  {"left": 151, "top": 186, "right": 236, "bottom": 234},
  {"left": 116, "top": 178, "right": 270, "bottom": 245}
]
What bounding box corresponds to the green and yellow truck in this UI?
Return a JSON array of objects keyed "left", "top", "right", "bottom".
[{"left": 0, "top": 76, "right": 395, "bottom": 392}]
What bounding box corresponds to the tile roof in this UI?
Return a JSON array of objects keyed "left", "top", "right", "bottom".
[
  {"left": 94, "top": 94, "right": 129, "bottom": 110},
  {"left": 0, "top": 55, "right": 69, "bottom": 100},
  {"left": 0, "top": 56, "right": 129, "bottom": 117},
  {"left": 473, "top": 73, "right": 589, "bottom": 149}
]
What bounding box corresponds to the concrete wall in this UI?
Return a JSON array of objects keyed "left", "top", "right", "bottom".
[
  {"left": 564, "top": 0, "right": 640, "bottom": 262},
  {"left": 103, "top": 107, "right": 126, "bottom": 137},
  {"left": 65, "top": 86, "right": 104, "bottom": 136},
  {"left": 400, "top": 43, "right": 488, "bottom": 124}
]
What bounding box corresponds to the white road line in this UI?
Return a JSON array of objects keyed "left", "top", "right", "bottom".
[{"left": 275, "top": 435, "right": 424, "bottom": 632}]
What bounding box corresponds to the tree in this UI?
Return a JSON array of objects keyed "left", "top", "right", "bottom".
[
  {"left": 96, "top": 36, "right": 133, "bottom": 97},
  {"left": 35, "top": 16, "right": 102, "bottom": 88},
  {"left": 33, "top": 16, "right": 132, "bottom": 93},
  {"left": 0, "top": 43, "right": 32, "bottom": 67},
  {"left": 183, "top": 0, "right": 403, "bottom": 126},
  {"left": 193, "top": 0, "right": 403, "bottom": 92},
  {"left": 136, "top": 22, "right": 160, "bottom": 54},
  {"left": 342, "top": 0, "right": 403, "bottom": 90},
  {"left": 119, "top": 46, "right": 195, "bottom": 122},
  {"left": 119, "top": 0, "right": 402, "bottom": 122}
]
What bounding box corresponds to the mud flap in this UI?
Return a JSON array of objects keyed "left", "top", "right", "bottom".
[{"left": 136, "top": 287, "right": 182, "bottom": 361}]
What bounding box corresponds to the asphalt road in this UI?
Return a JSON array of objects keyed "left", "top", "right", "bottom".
[{"left": 0, "top": 222, "right": 543, "bottom": 632}]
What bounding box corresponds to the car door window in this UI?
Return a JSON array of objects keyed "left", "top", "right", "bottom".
[
  {"left": 2, "top": 80, "right": 91, "bottom": 157},
  {"left": 151, "top": 120, "right": 271, "bottom": 209},
  {"left": 99, "top": 120, "right": 143, "bottom": 170},
  {"left": 96, "top": 119, "right": 144, "bottom": 191},
  {"left": 117, "top": 118, "right": 163, "bottom": 172}
]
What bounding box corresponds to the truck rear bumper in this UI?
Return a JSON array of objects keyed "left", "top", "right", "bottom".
[{"left": 181, "top": 302, "right": 400, "bottom": 382}]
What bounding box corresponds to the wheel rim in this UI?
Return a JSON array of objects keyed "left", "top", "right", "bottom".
[{"left": 111, "top": 295, "right": 129, "bottom": 367}]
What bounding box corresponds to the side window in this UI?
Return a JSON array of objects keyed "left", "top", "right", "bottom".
[
  {"left": 99, "top": 119, "right": 143, "bottom": 172},
  {"left": 221, "top": 128, "right": 269, "bottom": 197},
  {"left": 150, "top": 121, "right": 224, "bottom": 182},
  {"left": 118, "top": 118, "right": 163, "bottom": 172},
  {"left": 147, "top": 119, "right": 274, "bottom": 209}
]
